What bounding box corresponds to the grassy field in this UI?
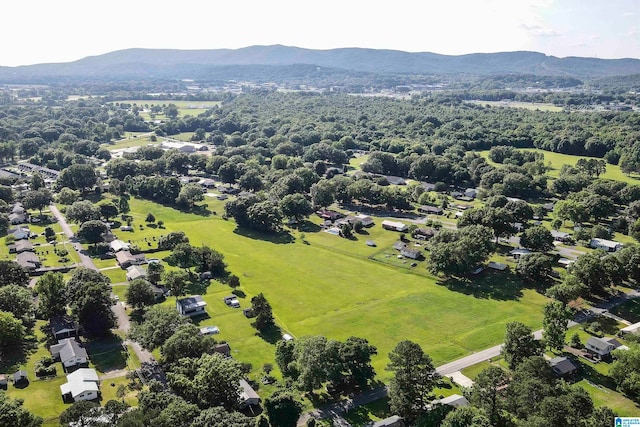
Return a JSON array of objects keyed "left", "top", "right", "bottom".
[
  {"left": 477, "top": 148, "right": 640, "bottom": 185},
  {"left": 113, "top": 197, "right": 549, "bottom": 385},
  {"left": 466, "top": 100, "right": 564, "bottom": 112},
  {"left": 112, "top": 100, "right": 219, "bottom": 122}
]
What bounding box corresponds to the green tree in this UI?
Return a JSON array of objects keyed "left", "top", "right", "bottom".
[
  {"left": 146, "top": 213, "right": 156, "bottom": 223},
  {"left": 192, "top": 246, "right": 227, "bottom": 275},
  {"left": 469, "top": 365, "right": 508, "bottom": 426},
  {"left": 59, "top": 401, "right": 100, "bottom": 426},
  {"left": 546, "top": 274, "right": 588, "bottom": 304},
  {"left": 129, "top": 306, "right": 188, "bottom": 350},
  {"left": 501, "top": 321, "right": 541, "bottom": 370},
  {"left": 542, "top": 300, "right": 572, "bottom": 351},
  {"left": 0, "top": 392, "right": 42, "bottom": 427},
  {"left": 65, "top": 200, "right": 100, "bottom": 224},
  {"left": 441, "top": 406, "right": 490, "bottom": 427},
  {"left": 166, "top": 243, "right": 197, "bottom": 274},
  {"left": 166, "top": 353, "right": 244, "bottom": 410},
  {"left": 119, "top": 196, "right": 130, "bottom": 214},
  {"left": 515, "top": 253, "right": 552, "bottom": 283},
  {"left": 264, "top": 387, "right": 303, "bottom": 427},
  {"left": 280, "top": 193, "right": 313, "bottom": 221},
  {"left": 504, "top": 356, "right": 556, "bottom": 420},
  {"left": 157, "top": 231, "right": 189, "bottom": 250},
  {"left": 190, "top": 406, "right": 254, "bottom": 427},
  {"left": 76, "top": 219, "right": 108, "bottom": 245},
  {"left": 98, "top": 200, "right": 119, "bottom": 221},
  {"left": 0, "top": 260, "right": 29, "bottom": 287},
  {"left": 56, "top": 187, "right": 80, "bottom": 205},
  {"left": 570, "top": 252, "right": 616, "bottom": 294},
  {"left": 163, "top": 270, "right": 190, "bottom": 299},
  {"left": 610, "top": 344, "right": 640, "bottom": 399},
  {"left": 126, "top": 279, "right": 157, "bottom": 310},
  {"left": 146, "top": 262, "right": 164, "bottom": 285},
  {"left": 251, "top": 293, "right": 275, "bottom": 331},
  {"left": 22, "top": 189, "right": 52, "bottom": 217},
  {"left": 34, "top": 272, "right": 67, "bottom": 319},
  {"left": 519, "top": 225, "right": 554, "bottom": 252},
  {"left": 428, "top": 225, "right": 494, "bottom": 277},
  {"left": 0, "top": 311, "right": 25, "bottom": 351},
  {"left": 0, "top": 285, "right": 34, "bottom": 322},
  {"left": 175, "top": 183, "right": 205, "bottom": 209},
  {"left": 30, "top": 173, "right": 45, "bottom": 191},
  {"left": 68, "top": 280, "right": 116, "bottom": 337},
  {"left": 160, "top": 323, "right": 217, "bottom": 367},
  {"left": 386, "top": 340, "right": 440, "bottom": 423},
  {"left": 56, "top": 164, "right": 98, "bottom": 193},
  {"left": 339, "top": 336, "right": 377, "bottom": 388}
]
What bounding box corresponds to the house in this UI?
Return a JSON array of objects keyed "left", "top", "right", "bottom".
[
  {"left": 418, "top": 205, "right": 444, "bottom": 215},
  {"left": 50, "top": 338, "right": 88, "bottom": 370},
  {"left": 9, "top": 212, "right": 27, "bottom": 225},
  {"left": 488, "top": 261, "right": 507, "bottom": 271},
  {"left": 465, "top": 188, "right": 478, "bottom": 199},
  {"left": 179, "top": 144, "right": 196, "bottom": 153},
  {"left": 393, "top": 241, "right": 407, "bottom": 251},
  {"left": 384, "top": 175, "right": 406, "bottom": 185},
  {"left": 119, "top": 225, "right": 133, "bottom": 232},
  {"left": 551, "top": 230, "right": 571, "bottom": 242},
  {"left": 543, "top": 203, "right": 555, "bottom": 211},
  {"left": 282, "top": 334, "right": 294, "bottom": 341},
  {"left": 620, "top": 322, "right": 640, "bottom": 336},
  {"left": 603, "top": 337, "right": 629, "bottom": 351},
  {"left": 316, "top": 210, "right": 344, "bottom": 221},
  {"left": 0, "top": 374, "right": 7, "bottom": 389},
  {"left": 9, "top": 240, "right": 34, "bottom": 254},
  {"left": 51, "top": 317, "right": 78, "bottom": 340},
  {"left": 109, "top": 240, "right": 130, "bottom": 253},
  {"left": 11, "top": 226, "right": 31, "bottom": 240},
  {"left": 549, "top": 356, "right": 579, "bottom": 379},
  {"left": 199, "top": 178, "right": 217, "bottom": 188},
  {"left": 214, "top": 343, "right": 231, "bottom": 357},
  {"left": 13, "top": 370, "right": 28, "bottom": 385},
  {"left": 60, "top": 368, "right": 100, "bottom": 402},
  {"left": 16, "top": 251, "right": 41, "bottom": 271},
  {"left": 126, "top": 265, "right": 146, "bottom": 281},
  {"left": 150, "top": 284, "right": 166, "bottom": 301},
  {"left": 433, "top": 394, "right": 470, "bottom": 408},
  {"left": 512, "top": 222, "right": 524, "bottom": 232},
  {"left": 421, "top": 182, "right": 436, "bottom": 191},
  {"left": 116, "top": 251, "right": 146, "bottom": 268},
  {"left": 586, "top": 337, "right": 617, "bottom": 358},
  {"left": 176, "top": 295, "right": 207, "bottom": 316},
  {"left": 589, "top": 238, "right": 623, "bottom": 252},
  {"left": 369, "top": 415, "right": 404, "bottom": 427},
  {"left": 239, "top": 379, "right": 260, "bottom": 407},
  {"left": 557, "top": 258, "right": 575, "bottom": 268},
  {"left": 400, "top": 248, "right": 421, "bottom": 260},
  {"left": 382, "top": 220, "right": 408, "bottom": 232},
  {"left": 353, "top": 214, "right": 374, "bottom": 227},
  {"left": 510, "top": 248, "right": 532, "bottom": 259},
  {"left": 413, "top": 228, "right": 436, "bottom": 240}
]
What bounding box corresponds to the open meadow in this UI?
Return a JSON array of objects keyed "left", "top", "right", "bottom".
[{"left": 111, "top": 197, "right": 551, "bottom": 383}]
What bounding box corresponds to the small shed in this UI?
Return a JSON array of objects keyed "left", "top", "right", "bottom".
[
  {"left": 239, "top": 379, "right": 260, "bottom": 407},
  {"left": 13, "top": 370, "right": 28, "bottom": 384},
  {"left": 488, "top": 261, "right": 507, "bottom": 271},
  {"left": 549, "top": 356, "right": 579, "bottom": 379}
]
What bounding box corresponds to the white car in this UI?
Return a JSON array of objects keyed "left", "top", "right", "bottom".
[{"left": 199, "top": 326, "right": 220, "bottom": 335}]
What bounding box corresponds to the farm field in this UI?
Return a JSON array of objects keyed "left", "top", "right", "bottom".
[
  {"left": 119, "top": 197, "right": 549, "bottom": 383},
  {"left": 113, "top": 100, "right": 219, "bottom": 121}
]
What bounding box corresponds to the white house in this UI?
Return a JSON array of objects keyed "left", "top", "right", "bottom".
[
  {"left": 381, "top": 220, "right": 408, "bottom": 232},
  {"left": 109, "top": 240, "right": 130, "bottom": 253},
  {"left": 60, "top": 368, "right": 100, "bottom": 402},
  {"left": 585, "top": 337, "right": 616, "bottom": 358},
  {"left": 50, "top": 338, "right": 88, "bottom": 370},
  {"left": 551, "top": 230, "right": 571, "bottom": 242},
  {"left": 620, "top": 322, "right": 640, "bottom": 336},
  {"left": 239, "top": 379, "right": 260, "bottom": 407},
  {"left": 589, "top": 238, "right": 622, "bottom": 252},
  {"left": 176, "top": 295, "right": 207, "bottom": 316}
]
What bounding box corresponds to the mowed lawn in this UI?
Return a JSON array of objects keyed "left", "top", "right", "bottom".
[{"left": 127, "top": 198, "right": 548, "bottom": 380}]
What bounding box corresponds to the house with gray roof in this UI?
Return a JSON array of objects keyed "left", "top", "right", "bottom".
[
  {"left": 50, "top": 338, "right": 88, "bottom": 371},
  {"left": 586, "top": 336, "right": 617, "bottom": 358}
]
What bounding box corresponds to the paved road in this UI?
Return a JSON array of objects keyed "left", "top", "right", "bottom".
[
  {"left": 299, "top": 288, "right": 640, "bottom": 426},
  {"left": 49, "top": 204, "right": 155, "bottom": 366}
]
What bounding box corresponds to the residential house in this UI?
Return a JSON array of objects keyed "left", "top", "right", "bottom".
[
  {"left": 420, "top": 182, "right": 436, "bottom": 191},
  {"left": 176, "top": 295, "right": 207, "bottom": 317},
  {"left": 510, "top": 248, "right": 532, "bottom": 259},
  {"left": 413, "top": 228, "right": 436, "bottom": 240},
  {"left": 109, "top": 240, "right": 130, "bottom": 253},
  {"left": 589, "top": 238, "right": 623, "bottom": 252},
  {"left": 316, "top": 210, "right": 344, "bottom": 221},
  {"left": 239, "top": 379, "right": 260, "bottom": 407},
  {"left": 551, "top": 230, "right": 571, "bottom": 242},
  {"left": 0, "top": 374, "right": 7, "bottom": 389},
  {"left": 126, "top": 265, "right": 146, "bottom": 281},
  {"left": 432, "top": 394, "right": 470, "bottom": 408},
  {"left": 51, "top": 317, "right": 79, "bottom": 341},
  {"left": 352, "top": 214, "right": 374, "bottom": 227},
  {"left": 418, "top": 205, "right": 444, "bottom": 215},
  {"left": 384, "top": 175, "right": 406, "bottom": 185},
  {"left": 116, "top": 251, "right": 146, "bottom": 268},
  {"left": 381, "top": 220, "right": 408, "bottom": 232},
  {"left": 464, "top": 188, "right": 479, "bottom": 199},
  {"left": 585, "top": 337, "right": 617, "bottom": 358},
  {"left": 10, "top": 226, "right": 31, "bottom": 240},
  {"left": 16, "top": 251, "right": 41, "bottom": 271},
  {"left": 50, "top": 338, "right": 88, "bottom": 371},
  {"left": 549, "top": 356, "right": 579, "bottom": 380},
  {"left": 557, "top": 258, "right": 575, "bottom": 268},
  {"left": 199, "top": 178, "right": 217, "bottom": 188},
  {"left": 13, "top": 370, "right": 28, "bottom": 385},
  {"left": 9, "top": 240, "right": 33, "bottom": 254},
  {"left": 401, "top": 248, "right": 422, "bottom": 260},
  {"left": 620, "top": 322, "right": 640, "bottom": 336},
  {"left": 369, "top": 415, "right": 404, "bottom": 427},
  {"left": 9, "top": 212, "right": 27, "bottom": 225},
  {"left": 214, "top": 343, "right": 231, "bottom": 357},
  {"left": 60, "top": 368, "right": 100, "bottom": 402},
  {"left": 488, "top": 261, "right": 507, "bottom": 271}
]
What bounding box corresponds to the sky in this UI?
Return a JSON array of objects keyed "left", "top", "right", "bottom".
[{"left": 2, "top": 0, "right": 639, "bottom": 66}]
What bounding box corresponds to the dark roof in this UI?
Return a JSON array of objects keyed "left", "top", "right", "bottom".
[
  {"left": 51, "top": 317, "right": 77, "bottom": 334},
  {"left": 549, "top": 356, "right": 578, "bottom": 376},
  {"left": 214, "top": 343, "right": 231, "bottom": 356},
  {"left": 13, "top": 370, "right": 27, "bottom": 381}
]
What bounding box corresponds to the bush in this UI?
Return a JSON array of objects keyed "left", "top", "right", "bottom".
[{"left": 570, "top": 332, "right": 582, "bottom": 348}]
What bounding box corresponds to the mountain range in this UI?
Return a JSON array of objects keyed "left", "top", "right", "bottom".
[{"left": 1, "top": 45, "right": 640, "bottom": 82}]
